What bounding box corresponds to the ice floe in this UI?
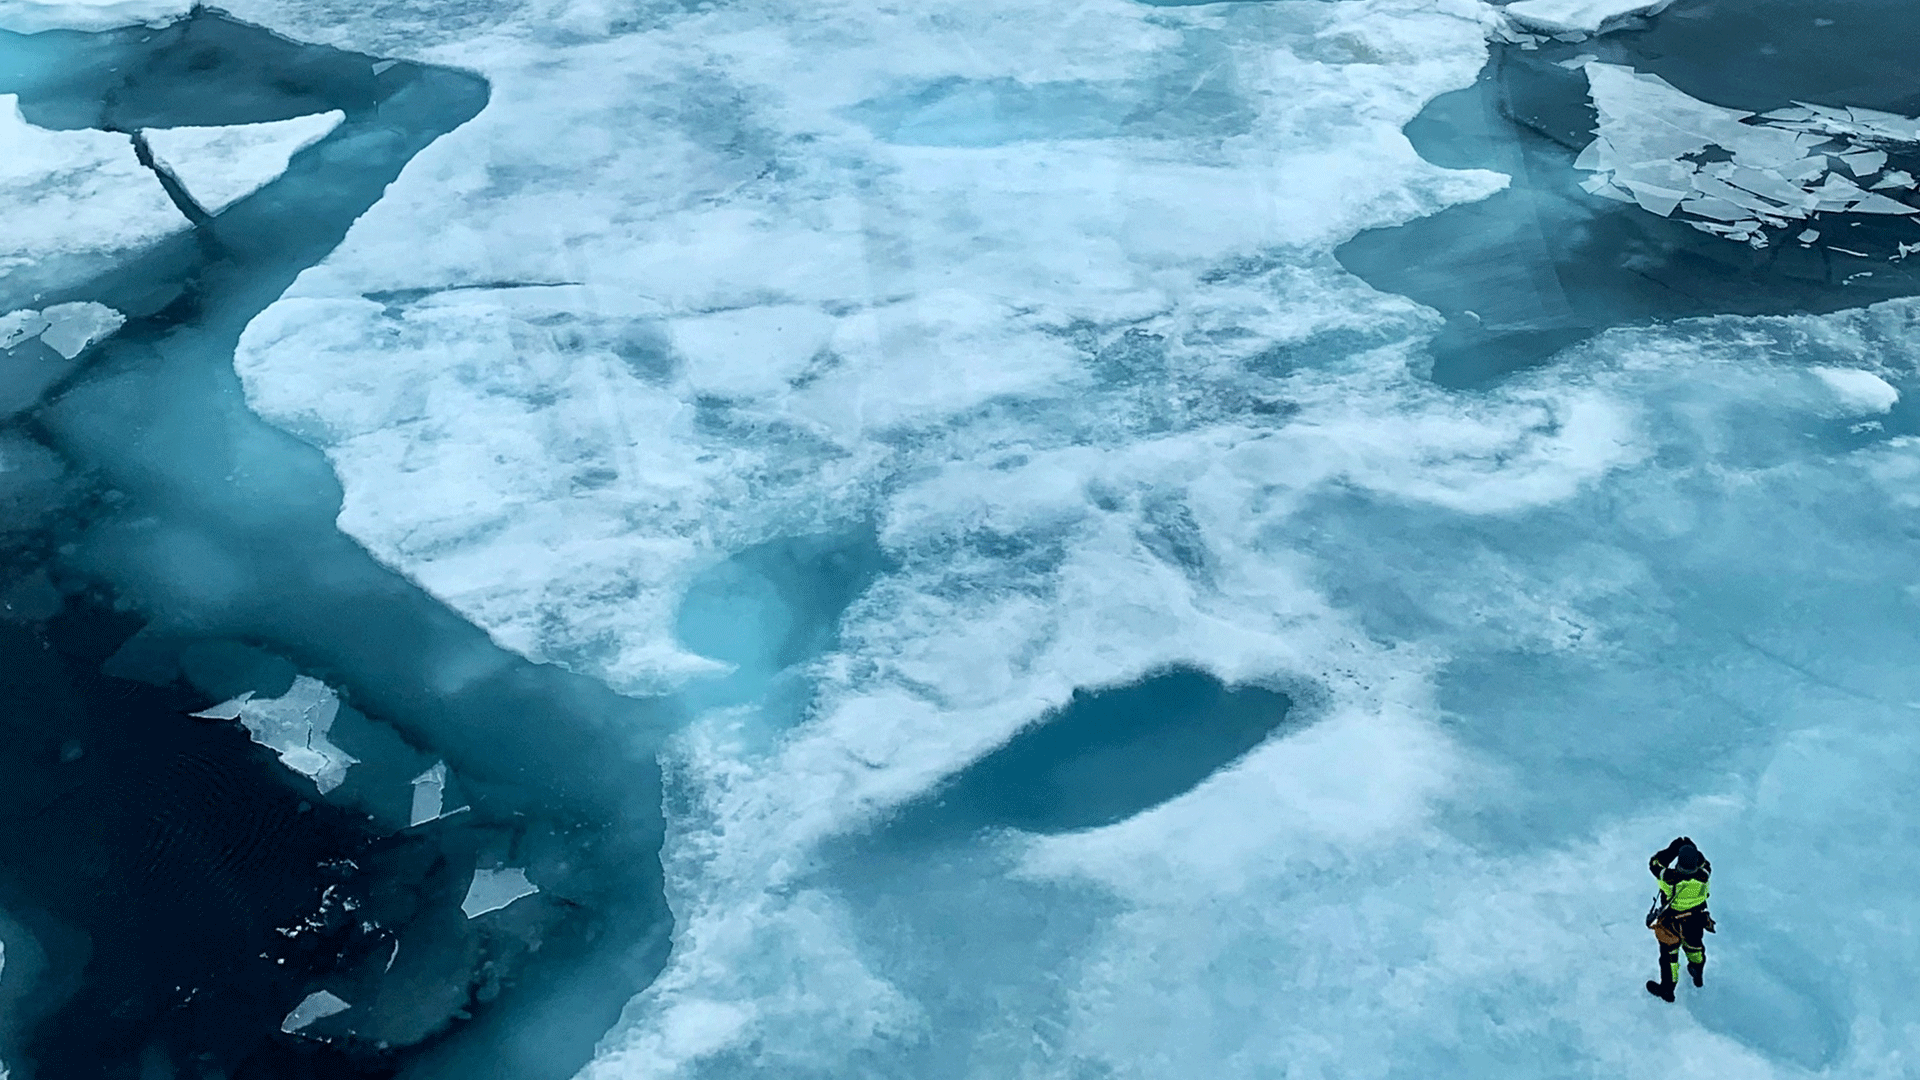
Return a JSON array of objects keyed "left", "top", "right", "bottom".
[
  {"left": 407, "top": 760, "right": 466, "bottom": 825},
  {"left": 280, "top": 989, "right": 351, "bottom": 1033},
  {"left": 1575, "top": 62, "right": 1920, "bottom": 247},
  {"left": 461, "top": 867, "right": 539, "bottom": 918},
  {"left": 1502, "top": 0, "right": 1672, "bottom": 36},
  {"left": 0, "top": 0, "right": 186, "bottom": 33},
  {"left": 0, "top": 94, "right": 182, "bottom": 306},
  {"left": 191, "top": 676, "right": 359, "bottom": 794},
  {"left": 0, "top": 302, "right": 125, "bottom": 359},
  {"left": 143, "top": 111, "right": 345, "bottom": 214}
]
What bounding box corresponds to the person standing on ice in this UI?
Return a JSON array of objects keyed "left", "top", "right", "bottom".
[{"left": 1644, "top": 836, "right": 1714, "bottom": 1002}]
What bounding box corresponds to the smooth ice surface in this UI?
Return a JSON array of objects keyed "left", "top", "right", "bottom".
[
  {"left": 1502, "top": 0, "right": 1670, "bottom": 34},
  {"left": 0, "top": 0, "right": 185, "bottom": 33},
  {"left": 409, "top": 760, "right": 447, "bottom": 825},
  {"left": 280, "top": 989, "right": 351, "bottom": 1033},
  {"left": 461, "top": 867, "right": 539, "bottom": 918},
  {"left": 144, "top": 110, "right": 344, "bottom": 213},
  {"left": 191, "top": 675, "right": 359, "bottom": 793},
  {"left": 0, "top": 94, "right": 181, "bottom": 305}
]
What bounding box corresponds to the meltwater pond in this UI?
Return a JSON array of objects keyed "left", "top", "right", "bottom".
[
  {"left": 0, "top": 15, "right": 671, "bottom": 1080},
  {"left": 1339, "top": 0, "right": 1920, "bottom": 384}
]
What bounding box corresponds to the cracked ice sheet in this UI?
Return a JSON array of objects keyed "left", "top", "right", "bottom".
[
  {"left": 192, "top": 676, "right": 359, "bottom": 794},
  {"left": 0, "top": 95, "right": 182, "bottom": 308},
  {"left": 0, "top": 0, "right": 186, "bottom": 33},
  {"left": 144, "top": 111, "right": 345, "bottom": 214},
  {"left": 232, "top": 0, "right": 1506, "bottom": 693}
]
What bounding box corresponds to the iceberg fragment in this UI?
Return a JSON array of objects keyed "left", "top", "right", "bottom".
[
  {"left": 142, "top": 111, "right": 345, "bottom": 215},
  {"left": 461, "top": 868, "right": 539, "bottom": 918},
  {"left": 1, "top": 302, "right": 127, "bottom": 360},
  {"left": 191, "top": 676, "right": 359, "bottom": 794},
  {"left": 279, "top": 989, "right": 351, "bottom": 1034}
]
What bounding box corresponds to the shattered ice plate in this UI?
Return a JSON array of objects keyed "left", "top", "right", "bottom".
[
  {"left": 143, "top": 111, "right": 344, "bottom": 214},
  {"left": 280, "top": 989, "right": 351, "bottom": 1033},
  {"left": 1573, "top": 62, "right": 1920, "bottom": 248},
  {"left": 407, "top": 760, "right": 466, "bottom": 825},
  {"left": 191, "top": 676, "right": 359, "bottom": 794},
  {"left": 461, "top": 867, "right": 539, "bottom": 918}
]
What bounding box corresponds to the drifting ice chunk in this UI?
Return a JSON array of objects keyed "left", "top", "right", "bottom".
[
  {"left": 461, "top": 868, "right": 539, "bottom": 918},
  {"left": 1813, "top": 367, "right": 1900, "bottom": 415},
  {"left": 407, "top": 761, "right": 468, "bottom": 826},
  {"left": 1872, "top": 170, "right": 1916, "bottom": 191},
  {"left": 35, "top": 302, "right": 126, "bottom": 359},
  {"left": 1837, "top": 149, "right": 1889, "bottom": 177},
  {"left": 1798, "top": 229, "right": 1820, "bottom": 243},
  {"left": 280, "top": 990, "right": 351, "bottom": 1033},
  {"left": 143, "top": 112, "right": 345, "bottom": 214},
  {"left": 191, "top": 676, "right": 359, "bottom": 794}
]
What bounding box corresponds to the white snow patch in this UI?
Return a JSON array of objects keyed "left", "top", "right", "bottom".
[
  {"left": 0, "top": 94, "right": 183, "bottom": 304},
  {"left": 1812, "top": 366, "right": 1900, "bottom": 414},
  {"left": 461, "top": 867, "right": 539, "bottom": 918},
  {"left": 0, "top": 0, "right": 186, "bottom": 33},
  {"left": 1503, "top": 0, "right": 1672, "bottom": 35},
  {"left": 280, "top": 989, "right": 351, "bottom": 1033},
  {"left": 191, "top": 676, "right": 359, "bottom": 794},
  {"left": 143, "top": 111, "right": 345, "bottom": 214}
]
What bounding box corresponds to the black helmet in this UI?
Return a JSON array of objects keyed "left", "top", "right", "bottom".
[{"left": 1674, "top": 843, "right": 1705, "bottom": 872}]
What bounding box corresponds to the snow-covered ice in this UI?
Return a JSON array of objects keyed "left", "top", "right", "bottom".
[
  {"left": 280, "top": 989, "right": 351, "bottom": 1033},
  {"left": 0, "top": 0, "right": 186, "bottom": 33},
  {"left": 144, "top": 111, "right": 345, "bottom": 214},
  {"left": 1502, "top": 0, "right": 1672, "bottom": 35},
  {"left": 192, "top": 676, "right": 359, "bottom": 794},
  {"left": 0, "top": 94, "right": 182, "bottom": 306},
  {"left": 461, "top": 867, "right": 539, "bottom": 918}
]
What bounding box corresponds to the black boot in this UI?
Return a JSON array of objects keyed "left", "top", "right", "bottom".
[
  {"left": 1645, "top": 979, "right": 1675, "bottom": 1003},
  {"left": 1688, "top": 962, "right": 1704, "bottom": 988}
]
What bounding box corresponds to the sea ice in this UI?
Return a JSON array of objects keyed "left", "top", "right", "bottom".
[
  {"left": 0, "top": 94, "right": 182, "bottom": 306},
  {"left": 143, "top": 111, "right": 345, "bottom": 215},
  {"left": 191, "top": 676, "right": 359, "bottom": 794},
  {"left": 1575, "top": 62, "right": 1920, "bottom": 246},
  {"left": 280, "top": 989, "right": 351, "bottom": 1033},
  {"left": 0, "top": 0, "right": 187, "bottom": 33},
  {"left": 1502, "top": 0, "right": 1673, "bottom": 35},
  {"left": 1, "top": 302, "right": 126, "bottom": 360},
  {"left": 461, "top": 867, "right": 539, "bottom": 918},
  {"left": 407, "top": 761, "right": 467, "bottom": 825},
  {"left": 1811, "top": 366, "right": 1900, "bottom": 414}
]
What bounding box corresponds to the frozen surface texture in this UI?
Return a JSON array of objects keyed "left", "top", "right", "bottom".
[
  {"left": 144, "top": 110, "right": 344, "bottom": 213},
  {"left": 1576, "top": 62, "right": 1920, "bottom": 247},
  {"left": 123, "top": 0, "right": 1920, "bottom": 1075},
  {"left": 0, "top": 94, "right": 181, "bottom": 305},
  {"left": 1502, "top": 0, "right": 1671, "bottom": 34},
  {"left": 192, "top": 676, "right": 359, "bottom": 794},
  {"left": 0, "top": 301, "right": 123, "bottom": 359},
  {"left": 0, "top": 0, "right": 186, "bottom": 33}
]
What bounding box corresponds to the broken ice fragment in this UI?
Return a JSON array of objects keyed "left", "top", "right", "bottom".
[
  {"left": 409, "top": 761, "right": 453, "bottom": 825},
  {"left": 461, "top": 867, "right": 539, "bottom": 918},
  {"left": 191, "top": 676, "right": 358, "bottom": 794},
  {"left": 1872, "top": 170, "right": 1915, "bottom": 191},
  {"left": 280, "top": 990, "right": 351, "bottom": 1033},
  {"left": 1799, "top": 229, "right": 1820, "bottom": 243},
  {"left": 1837, "top": 149, "right": 1889, "bottom": 177},
  {"left": 142, "top": 112, "right": 345, "bottom": 215},
  {"left": 0, "top": 303, "right": 125, "bottom": 359}
]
